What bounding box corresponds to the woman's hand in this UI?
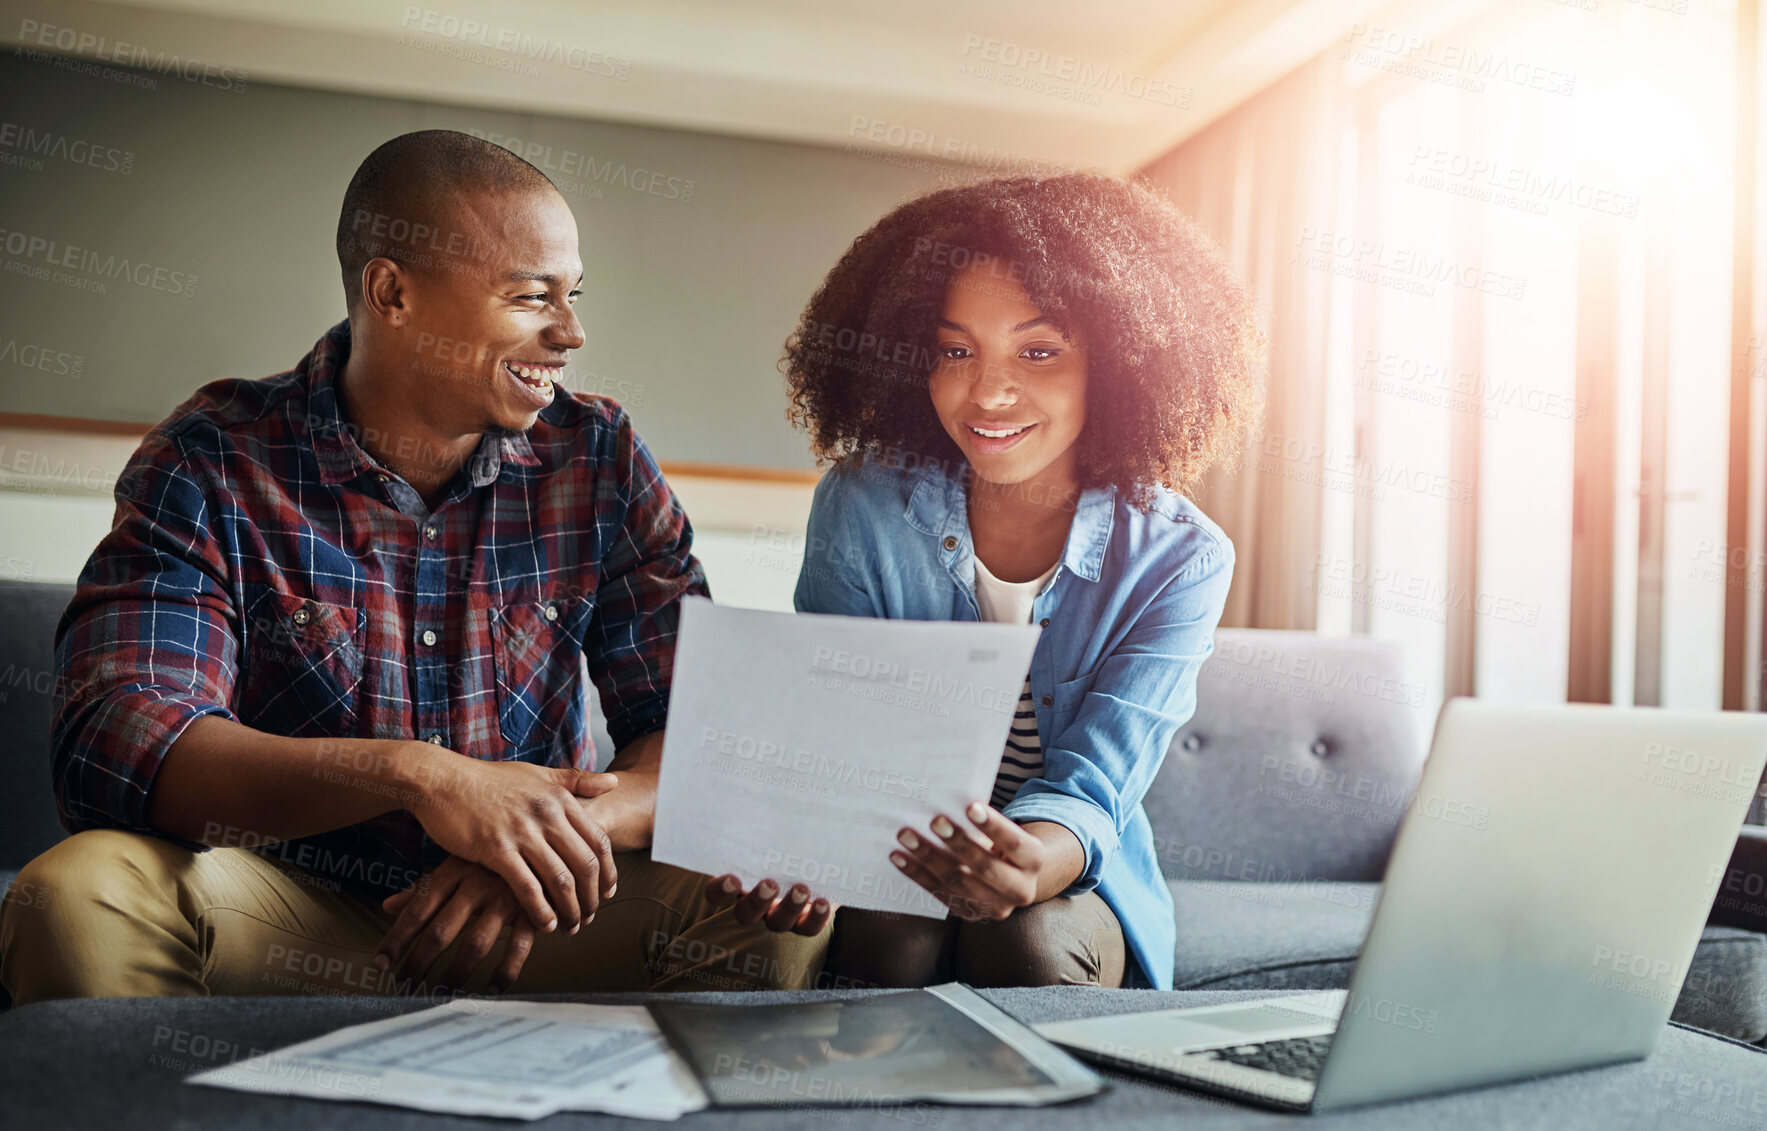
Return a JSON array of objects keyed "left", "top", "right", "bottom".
[
  {"left": 704, "top": 874, "right": 836, "bottom": 936},
  {"left": 892, "top": 802, "right": 1061, "bottom": 921}
]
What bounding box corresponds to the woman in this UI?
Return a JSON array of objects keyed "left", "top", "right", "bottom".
[{"left": 707, "top": 173, "right": 1265, "bottom": 990}]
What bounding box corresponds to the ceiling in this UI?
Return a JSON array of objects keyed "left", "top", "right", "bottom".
[{"left": 4, "top": 0, "right": 1486, "bottom": 171}]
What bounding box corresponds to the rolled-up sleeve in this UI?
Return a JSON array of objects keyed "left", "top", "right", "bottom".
[
  {"left": 52, "top": 430, "right": 240, "bottom": 834},
  {"left": 583, "top": 411, "right": 710, "bottom": 750},
  {"left": 1003, "top": 536, "right": 1234, "bottom": 893}
]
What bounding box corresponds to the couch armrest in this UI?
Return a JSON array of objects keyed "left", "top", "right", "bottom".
[
  {"left": 1712, "top": 824, "right": 1767, "bottom": 934},
  {"left": 0, "top": 579, "right": 77, "bottom": 870}
]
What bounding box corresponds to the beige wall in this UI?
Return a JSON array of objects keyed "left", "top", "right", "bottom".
[{"left": 0, "top": 52, "right": 958, "bottom": 468}]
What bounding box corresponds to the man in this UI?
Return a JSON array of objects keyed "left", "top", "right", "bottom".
[{"left": 0, "top": 130, "right": 828, "bottom": 1003}]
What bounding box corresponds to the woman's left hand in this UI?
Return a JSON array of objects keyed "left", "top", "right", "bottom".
[{"left": 891, "top": 802, "right": 1051, "bottom": 922}]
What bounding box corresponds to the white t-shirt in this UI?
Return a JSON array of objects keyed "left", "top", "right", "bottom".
[{"left": 973, "top": 556, "right": 1058, "bottom": 808}]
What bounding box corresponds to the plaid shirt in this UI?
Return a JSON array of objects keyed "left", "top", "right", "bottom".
[{"left": 51, "top": 320, "right": 707, "bottom": 898}]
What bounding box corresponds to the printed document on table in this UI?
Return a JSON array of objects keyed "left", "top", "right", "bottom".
[
  {"left": 186, "top": 999, "right": 707, "bottom": 1121},
  {"left": 652, "top": 598, "right": 1040, "bottom": 918}
]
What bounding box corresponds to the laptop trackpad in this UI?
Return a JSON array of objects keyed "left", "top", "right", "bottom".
[
  {"left": 1201, "top": 1007, "right": 1326, "bottom": 1033},
  {"left": 1040, "top": 997, "right": 1340, "bottom": 1055}
]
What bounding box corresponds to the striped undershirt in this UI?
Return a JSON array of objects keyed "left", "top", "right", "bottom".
[{"left": 972, "top": 555, "right": 1059, "bottom": 808}]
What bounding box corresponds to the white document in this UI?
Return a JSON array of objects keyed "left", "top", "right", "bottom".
[
  {"left": 652, "top": 598, "right": 1041, "bottom": 917},
  {"left": 186, "top": 999, "right": 707, "bottom": 1121}
]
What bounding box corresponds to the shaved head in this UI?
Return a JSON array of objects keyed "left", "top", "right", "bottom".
[{"left": 336, "top": 129, "right": 558, "bottom": 312}]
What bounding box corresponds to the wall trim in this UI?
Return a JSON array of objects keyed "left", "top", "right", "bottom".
[
  {"left": 0, "top": 413, "right": 822, "bottom": 485},
  {"left": 0, "top": 413, "right": 160, "bottom": 438}
]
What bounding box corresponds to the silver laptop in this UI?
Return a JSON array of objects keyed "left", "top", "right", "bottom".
[{"left": 1034, "top": 699, "right": 1767, "bottom": 1112}]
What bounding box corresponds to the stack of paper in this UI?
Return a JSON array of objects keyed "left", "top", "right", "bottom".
[{"left": 188, "top": 999, "right": 707, "bottom": 1121}]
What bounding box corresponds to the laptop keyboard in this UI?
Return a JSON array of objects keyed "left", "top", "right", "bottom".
[{"left": 1197, "top": 1034, "right": 1334, "bottom": 1081}]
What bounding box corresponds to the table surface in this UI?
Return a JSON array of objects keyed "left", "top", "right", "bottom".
[{"left": 5, "top": 987, "right": 1767, "bottom": 1130}]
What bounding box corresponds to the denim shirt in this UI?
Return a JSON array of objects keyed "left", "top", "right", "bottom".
[{"left": 793, "top": 457, "right": 1234, "bottom": 988}]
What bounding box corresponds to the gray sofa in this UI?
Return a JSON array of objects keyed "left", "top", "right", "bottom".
[{"left": 2, "top": 579, "right": 1764, "bottom": 1040}]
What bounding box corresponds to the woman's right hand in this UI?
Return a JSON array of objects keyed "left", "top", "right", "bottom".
[{"left": 705, "top": 874, "right": 835, "bottom": 936}]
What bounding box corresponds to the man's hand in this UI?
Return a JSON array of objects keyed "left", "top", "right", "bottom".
[
  {"left": 890, "top": 802, "right": 1079, "bottom": 922},
  {"left": 579, "top": 731, "right": 664, "bottom": 851},
  {"left": 406, "top": 750, "right": 619, "bottom": 935},
  {"left": 375, "top": 856, "right": 537, "bottom": 991},
  {"left": 705, "top": 874, "right": 834, "bottom": 936}
]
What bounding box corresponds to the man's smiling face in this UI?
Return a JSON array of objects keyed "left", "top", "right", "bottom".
[{"left": 392, "top": 187, "right": 586, "bottom": 436}]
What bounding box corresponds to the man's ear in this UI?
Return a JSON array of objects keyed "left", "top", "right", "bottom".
[{"left": 360, "top": 257, "right": 412, "bottom": 328}]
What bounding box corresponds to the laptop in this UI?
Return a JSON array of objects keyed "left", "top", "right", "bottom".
[{"left": 1033, "top": 699, "right": 1767, "bottom": 1112}]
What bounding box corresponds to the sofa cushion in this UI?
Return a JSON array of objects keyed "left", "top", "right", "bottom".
[
  {"left": 1172, "top": 881, "right": 1374, "bottom": 990},
  {"left": 1147, "top": 630, "right": 1428, "bottom": 884},
  {"left": 1172, "top": 880, "right": 1767, "bottom": 1042}
]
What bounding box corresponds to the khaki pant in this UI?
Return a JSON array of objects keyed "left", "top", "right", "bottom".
[{"left": 0, "top": 829, "right": 830, "bottom": 1005}]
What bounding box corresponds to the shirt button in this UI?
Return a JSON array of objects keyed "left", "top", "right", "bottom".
[
  {"left": 943, "top": 536, "right": 958, "bottom": 551},
  {"left": 544, "top": 604, "right": 559, "bottom": 622},
  {"left": 421, "top": 629, "right": 438, "bottom": 646},
  {"left": 1039, "top": 617, "right": 1050, "bottom": 628},
  {"left": 377, "top": 474, "right": 390, "bottom": 484},
  {"left": 291, "top": 606, "right": 311, "bottom": 626},
  {"left": 424, "top": 524, "right": 439, "bottom": 540},
  {"left": 1041, "top": 694, "right": 1054, "bottom": 708},
  {"left": 427, "top": 733, "right": 445, "bottom": 745}
]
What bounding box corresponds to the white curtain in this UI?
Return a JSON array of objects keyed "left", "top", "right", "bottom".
[{"left": 1141, "top": 56, "right": 1347, "bottom": 631}]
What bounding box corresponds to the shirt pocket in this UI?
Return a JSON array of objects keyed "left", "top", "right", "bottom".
[
  {"left": 239, "top": 587, "right": 366, "bottom": 738},
  {"left": 489, "top": 597, "right": 589, "bottom": 763},
  {"left": 1048, "top": 671, "right": 1096, "bottom": 740}
]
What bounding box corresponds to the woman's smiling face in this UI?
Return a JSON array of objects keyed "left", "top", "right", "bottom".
[{"left": 927, "top": 261, "right": 1088, "bottom": 493}]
